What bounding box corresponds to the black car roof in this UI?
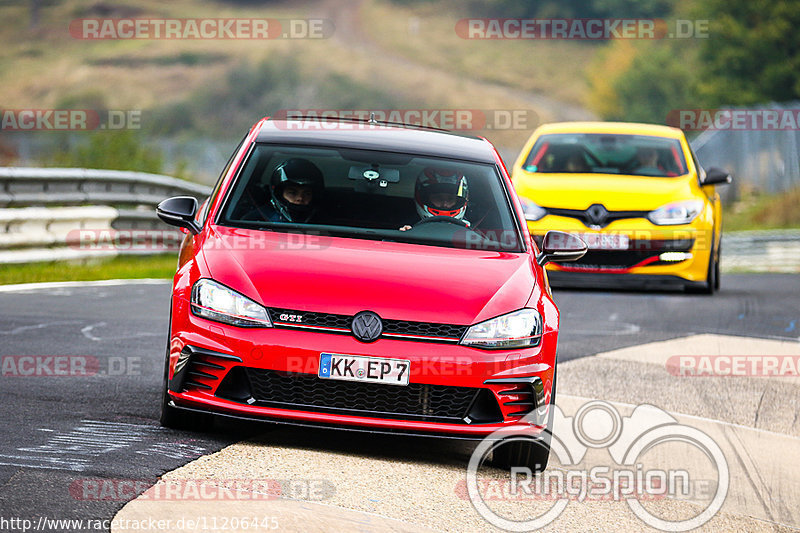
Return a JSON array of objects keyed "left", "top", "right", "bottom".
[{"left": 255, "top": 119, "right": 498, "bottom": 164}]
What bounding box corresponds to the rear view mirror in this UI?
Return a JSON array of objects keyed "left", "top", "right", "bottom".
[
  {"left": 348, "top": 166, "right": 401, "bottom": 183},
  {"left": 536, "top": 231, "right": 587, "bottom": 266},
  {"left": 703, "top": 167, "right": 732, "bottom": 186},
  {"left": 156, "top": 196, "right": 202, "bottom": 235}
]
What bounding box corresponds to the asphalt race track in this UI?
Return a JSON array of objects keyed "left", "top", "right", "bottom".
[{"left": 0, "top": 274, "right": 797, "bottom": 531}]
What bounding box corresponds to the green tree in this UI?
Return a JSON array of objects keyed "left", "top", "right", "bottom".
[
  {"left": 611, "top": 41, "right": 700, "bottom": 123},
  {"left": 696, "top": 0, "right": 800, "bottom": 105}
]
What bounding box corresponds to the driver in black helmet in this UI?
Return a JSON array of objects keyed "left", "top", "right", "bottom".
[{"left": 245, "top": 158, "right": 324, "bottom": 223}]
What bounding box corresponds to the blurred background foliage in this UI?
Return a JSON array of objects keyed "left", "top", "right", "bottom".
[
  {"left": 51, "top": 130, "right": 163, "bottom": 173},
  {"left": 588, "top": 0, "right": 800, "bottom": 121},
  {"left": 1, "top": 0, "right": 798, "bottom": 180},
  {"left": 379, "top": 0, "right": 800, "bottom": 123}
]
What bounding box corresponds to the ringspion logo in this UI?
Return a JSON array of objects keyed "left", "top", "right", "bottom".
[{"left": 466, "top": 401, "right": 729, "bottom": 531}]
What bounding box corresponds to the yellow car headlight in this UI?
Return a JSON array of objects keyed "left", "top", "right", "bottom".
[
  {"left": 647, "top": 200, "right": 703, "bottom": 226},
  {"left": 519, "top": 197, "right": 547, "bottom": 221}
]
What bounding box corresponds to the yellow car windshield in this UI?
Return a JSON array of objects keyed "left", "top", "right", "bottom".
[{"left": 523, "top": 133, "right": 688, "bottom": 177}]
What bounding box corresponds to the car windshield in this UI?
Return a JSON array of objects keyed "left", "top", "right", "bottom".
[
  {"left": 523, "top": 133, "right": 688, "bottom": 177},
  {"left": 217, "top": 144, "right": 523, "bottom": 252}
]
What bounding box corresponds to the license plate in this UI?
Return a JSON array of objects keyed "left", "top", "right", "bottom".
[
  {"left": 575, "top": 233, "right": 630, "bottom": 250},
  {"left": 318, "top": 353, "right": 410, "bottom": 386}
]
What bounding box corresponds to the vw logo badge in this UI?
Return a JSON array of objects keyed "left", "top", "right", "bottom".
[{"left": 351, "top": 311, "right": 383, "bottom": 343}]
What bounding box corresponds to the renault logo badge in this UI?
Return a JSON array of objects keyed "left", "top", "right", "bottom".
[{"left": 585, "top": 204, "right": 609, "bottom": 227}]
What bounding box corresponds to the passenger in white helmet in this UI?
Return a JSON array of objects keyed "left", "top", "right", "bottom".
[{"left": 399, "top": 167, "right": 469, "bottom": 231}]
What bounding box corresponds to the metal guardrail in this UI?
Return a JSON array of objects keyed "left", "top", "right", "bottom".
[
  {"left": 0, "top": 167, "right": 211, "bottom": 263},
  {"left": 691, "top": 102, "right": 800, "bottom": 200},
  {"left": 0, "top": 167, "right": 210, "bottom": 207},
  {"left": 721, "top": 230, "right": 800, "bottom": 273}
]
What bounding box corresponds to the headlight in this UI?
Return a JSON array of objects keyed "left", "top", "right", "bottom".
[
  {"left": 190, "top": 279, "right": 272, "bottom": 327},
  {"left": 519, "top": 197, "right": 547, "bottom": 221},
  {"left": 647, "top": 200, "right": 703, "bottom": 226},
  {"left": 461, "top": 309, "right": 542, "bottom": 349}
]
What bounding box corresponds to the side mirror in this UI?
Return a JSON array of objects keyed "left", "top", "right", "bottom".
[
  {"left": 536, "top": 231, "right": 587, "bottom": 266},
  {"left": 156, "top": 196, "right": 201, "bottom": 235},
  {"left": 703, "top": 167, "right": 732, "bottom": 186}
]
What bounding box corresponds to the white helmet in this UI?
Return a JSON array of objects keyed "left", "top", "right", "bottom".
[{"left": 414, "top": 167, "right": 469, "bottom": 220}]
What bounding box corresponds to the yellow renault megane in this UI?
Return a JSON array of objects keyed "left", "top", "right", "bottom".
[{"left": 511, "top": 122, "right": 731, "bottom": 293}]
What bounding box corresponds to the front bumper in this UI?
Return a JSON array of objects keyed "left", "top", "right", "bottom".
[
  {"left": 166, "top": 312, "right": 557, "bottom": 438},
  {"left": 529, "top": 220, "right": 714, "bottom": 283},
  {"left": 546, "top": 271, "right": 706, "bottom": 290}
]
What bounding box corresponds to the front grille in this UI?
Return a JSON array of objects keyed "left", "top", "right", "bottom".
[
  {"left": 268, "top": 308, "right": 467, "bottom": 342},
  {"left": 565, "top": 239, "right": 694, "bottom": 270},
  {"left": 236, "top": 368, "right": 481, "bottom": 423},
  {"left": 269, "top": 309, "right": 351, "bottom": 330},
  {"left": 382, "top": 319, "right": 466, "bottom": 339},
  {"left": 544, "top": 206, "right": 649, "bottom": 228}
]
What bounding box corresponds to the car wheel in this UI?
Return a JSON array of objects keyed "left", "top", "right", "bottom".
[
  {"left": 714, "top": 243, "right": 721, "bottom": 291},
  {"left": 687, "top": 243, "right": 717, "bottom": 295},
  {"left": 702, "top": 253, "right": 717, "bottom": 294},
  {"left": 492, "top": 366, "right": 557, "bottom": 473},
  {"left": 159, "top": 345, "right": 182, "bottom": 428}
]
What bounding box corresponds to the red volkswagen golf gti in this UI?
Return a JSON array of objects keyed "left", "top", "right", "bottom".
[{"left": 156, "top": 116, "right": 585, "bottom": 470}]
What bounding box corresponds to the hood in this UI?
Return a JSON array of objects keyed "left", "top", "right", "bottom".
[
  {"left": 200, "top": 226, "right": 536, "bottom": 325},
  {"left": 515, "top": 172, "right": 696, "bottom": 211}
]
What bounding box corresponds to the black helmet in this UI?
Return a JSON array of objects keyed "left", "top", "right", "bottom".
[{"left": 269, "top": 158, "right": 324, "bottom": 222}]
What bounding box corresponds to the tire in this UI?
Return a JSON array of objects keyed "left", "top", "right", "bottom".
[
  {"left": 159, "top": 311, "right": 211, "bottom": 431},
  {"left": 159, "top": 346, "right": 212, "bottom": 431},
  {"left": 159, "top": 345, "right": 182, "bottom": 428},
  {"left": 714, "top": 243, "right": 721, "bottom": 291},
  {"left": 686, "top": 243, "right": 717, "bottom": 295},
  {"left": 492, "top": 366, "right": 557, "bottom": 473},
  {"left": 701, "top": 253, "right": 717, "bottom": 295}
]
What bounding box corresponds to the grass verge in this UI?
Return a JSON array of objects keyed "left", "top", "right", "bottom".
[
  {"left": 724, "top": 187, "right": 800, "bottom": 231},
  {"left": 0, "top": 254, "right": 177, "bottom": 285}
]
